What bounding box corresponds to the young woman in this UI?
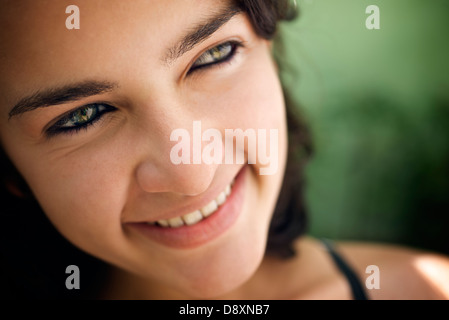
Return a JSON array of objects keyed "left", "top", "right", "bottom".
[{"left": 1, "top": 0, "right": 448, "bottom": 300}]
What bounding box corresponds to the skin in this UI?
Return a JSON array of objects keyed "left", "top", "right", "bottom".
[{"left": 1, "top": 0, "right": 449, "bottom": 299}]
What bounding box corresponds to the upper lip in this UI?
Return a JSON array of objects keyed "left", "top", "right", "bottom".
[{"left": 123, "top": 168, "right": 241, "bottom": 224}]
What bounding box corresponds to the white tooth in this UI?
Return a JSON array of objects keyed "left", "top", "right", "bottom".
[
  {"left": 224, "top": 184, "right": 231, "bottom": 196},
  {"left": 182, "top": 210, "right": 203, "bottom": 226},
  {"left": 216, "top": 191, "right": 226, "bottom": 206},
  {"left": 168, "top": 217, "right": 184, "bottom": 228},
  {"left": 201, "top": 200, "right": 218, "bottom": 217},
  {"left": 157, "top": 219, "right": 169, "bottom": 227},
  {"left": 155, "top": 182, "right": 234, "bottom": 228}
]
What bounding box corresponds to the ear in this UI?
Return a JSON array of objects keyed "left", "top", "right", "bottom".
[
  {"left": 5, "top": 179, "right": 26, "bottom": 198},
  {"left": 3, "top": 171, "right": 32, "bottom": 198},
  {"left": 1, "top": 150, "right": 31, "bottom": 198}
]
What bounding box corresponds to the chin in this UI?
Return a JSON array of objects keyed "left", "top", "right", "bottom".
[
  {"left": 175, "top": 229, "right": 269, "bottom": 299},
  {"left": 169, "top": 170, "right": 273, "bottom": 299}
]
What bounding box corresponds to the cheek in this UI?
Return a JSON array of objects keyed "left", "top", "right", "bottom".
[
  {"left": 8, "top": 140, "right": 132, "bottom": 253},
  {"left": 219, "top": 52, "right": 284, "bottom": 133},
  {"left": 211, "top": 47, "right": 287, "bottom": 168}
]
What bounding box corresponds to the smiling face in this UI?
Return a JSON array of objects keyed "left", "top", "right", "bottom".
[{"left": 0, "top": 0, "right": 288, "bottom": 298}]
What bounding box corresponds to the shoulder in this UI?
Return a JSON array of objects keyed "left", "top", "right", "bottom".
[{"left": 333, "top": 240, "right": 449, "bottom": 299}]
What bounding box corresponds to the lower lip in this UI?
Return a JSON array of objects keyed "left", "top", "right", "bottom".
[{"left": 127, "top": 166, "right": 247, "bottom": 249}]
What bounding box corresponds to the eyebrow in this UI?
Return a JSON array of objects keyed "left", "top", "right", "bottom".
[
  {"left": 8, "top": 80, "right": 118, "bottom": 120},
  {"left": 163, "top": 4, "right": 242, "bottom": 64}
]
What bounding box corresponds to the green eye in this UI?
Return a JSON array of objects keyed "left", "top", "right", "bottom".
[
  {"left": 46, "top": 103, "right": 116, "bottom": 136},
  {"left": 190, "top": 41, "right": 239, "bottom": 71},
  {"left": 60, "top": 105, "right": 102, "bottom": 128}
]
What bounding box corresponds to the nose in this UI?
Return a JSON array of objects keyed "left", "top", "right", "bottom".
[{"left": 134, "top": 114, "right": 219, "bottom": 197}]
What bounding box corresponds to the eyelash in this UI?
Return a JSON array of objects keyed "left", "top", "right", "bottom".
[
  {"left": 45, "top": 103, "right": 116, "bottom": 137},
  {"left": 187, "top": 40, "right": 243, "bottom": 74},
  {"left": 46, "top": 40, "right": 243, "bottom": 137}
]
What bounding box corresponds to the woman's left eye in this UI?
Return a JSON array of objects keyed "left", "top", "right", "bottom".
[
  {"left": 46, "top": 103, "right": 116, "bottom": 136},
  {"left": 189, "top": 41, "right": 242, "bottom": 73}
]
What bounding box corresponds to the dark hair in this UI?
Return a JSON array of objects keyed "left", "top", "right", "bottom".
[
  {"left": 237, "top": 0, "right": 312, "bottom": 258},
  {"left": 0, "top": 0, "right": 311, "bottom": 298}
]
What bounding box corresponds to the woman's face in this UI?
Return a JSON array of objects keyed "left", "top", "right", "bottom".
[{"left": 0, "top": 0, "right": 287, "bottom": 298}]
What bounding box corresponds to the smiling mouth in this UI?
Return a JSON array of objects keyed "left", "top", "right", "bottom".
[
  {"left": 149, "top": 179, "right": 235, "bottom": 228},
  {"left": 128, "top": 165, "right": 247, "bottom": 249}
]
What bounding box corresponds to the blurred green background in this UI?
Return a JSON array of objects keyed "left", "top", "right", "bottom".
[{"left": 276, "top": 0, "right": 449, "bottom": 254}]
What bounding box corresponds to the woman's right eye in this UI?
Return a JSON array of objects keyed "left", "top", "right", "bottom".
[{"left": 45, "top": 103, "right": 117, "bottom": 137}]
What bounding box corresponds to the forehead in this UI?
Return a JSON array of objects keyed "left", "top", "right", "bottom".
[{"left": 0, "top": 0, "right": 230, "bottom": 109}]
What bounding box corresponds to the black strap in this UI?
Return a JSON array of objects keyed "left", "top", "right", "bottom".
[{"left": 321, "top": 239, "right": 369, "bottom": 300}]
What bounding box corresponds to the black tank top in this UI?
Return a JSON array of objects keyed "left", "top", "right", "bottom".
[{"left": 321, "top": 239, "right": 369, "bottom": 300}]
